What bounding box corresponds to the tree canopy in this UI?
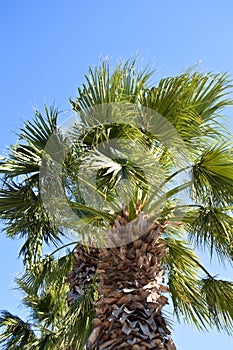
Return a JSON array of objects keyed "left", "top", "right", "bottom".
[{"left": 1, "top": 59, "right": 233, "bottom": 348}]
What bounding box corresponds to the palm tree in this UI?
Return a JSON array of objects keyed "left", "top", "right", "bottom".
[{"left": 1, "top": 58, "right": 233, "bottom": 349}]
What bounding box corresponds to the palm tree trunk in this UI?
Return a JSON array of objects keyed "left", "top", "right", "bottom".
[{"left": 69, "top": 216, "right": 176, "bottom": 349}]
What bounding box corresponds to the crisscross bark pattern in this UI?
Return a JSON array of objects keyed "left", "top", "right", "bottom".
[{"left": 68, "top": 217, "right": 176, "bottom": 350}]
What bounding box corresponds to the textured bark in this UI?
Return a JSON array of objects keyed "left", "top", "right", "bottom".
[
  {"left": 67, "top": 244, "right": 98, "bottom": 306},
  {"left": 68, "top": 215, "right": 176, "bottom": 350}
]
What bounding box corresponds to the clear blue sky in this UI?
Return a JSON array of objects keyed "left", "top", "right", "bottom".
[{"left": 1, "top": 1, "right": 233, "bottom": 348}]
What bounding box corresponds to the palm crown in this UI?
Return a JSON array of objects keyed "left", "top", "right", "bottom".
[{"left": 1, "top": 59, "right": 233, "bottom": 349}]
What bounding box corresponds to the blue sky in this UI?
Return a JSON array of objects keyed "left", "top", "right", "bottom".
[{"left": 1, "top": 1, "right": 233, "bottom": 348}]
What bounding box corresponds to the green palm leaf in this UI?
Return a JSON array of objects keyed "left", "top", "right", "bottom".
[
  {"left": 164, "top": 229, "right": 210, "bottom": 331},
  {"left": 201, "top": 277, "right": 233, "bottom": 334},
  {"left": 0, "top": 181, "right": 62, "bottom": 265},
  {"left": 59, "top": 281, "right": 97, "bottom": 350},
  {"left": 191, "top": 142, "right": 233, "bottom": 203},
  {"left": 184, "top": 205, "right": 233, "bottom": 259},
  {"left": 70, "top": 58, "right": 152, "bottom": 112},
  {"left": 0, "top": 311, "right": 36, "bottom": 350},
  {"left": 0, "top": 107, "right": 63, "bottom": 265},
  {"left": 141, "top": 72, "right": 232, "bottom": 148}
]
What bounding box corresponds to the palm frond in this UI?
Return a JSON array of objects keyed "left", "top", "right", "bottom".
[
  {"left": 19, "top": 105, "right": 59, "bottom": 148},
  {"left": 31, "top": 332, "right": 60, "bottom": 350},
  {"left": 0, "top": 105, "right": 59, "bottom": 178},
  {"left": 70, "top": 58, "right": 152, "bottom": 113},
  {"left": 0, "top": 142, "right": 42, "bottom": 178},
  {"left": 164, "top": 227, "right": 233, "bottom": 334},
  {"left": 141, "top": 72, "right": 232, "bottom": 148},
  {"left": 0, "top": 311, "right": 36, "bottom": 350},
  {"left": 164, "top": 231, "right": 210, "bottom": 331},
  {"left": 201, "top": 277, "right": 233, "bottom": 335},
  {"left": 17, "top": 252, "right": 74, "bottom": 296},
  {"left": 184, "top": 205, "right": 233, "bottom": 260},
  {"left": 59, "top": 280, "right": 97, "bottom": 350},
  {"left": 0, "top": 106, "right": 63, "bottom": 265},
  {"left": 22, "top": 282, "right": 68, "bottom": 329},
  {"left": 0, "top": 181, "right": 62, "bottom": 265},
  {"left": 9, "top": 255, "right": 96, "bottom": 349},
  {"left": 191, "top": 141, "right": 233, "bottom": 203}
]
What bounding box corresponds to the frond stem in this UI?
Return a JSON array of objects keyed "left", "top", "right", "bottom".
[
  {"left": 161, "top": 165, "right": 192, "bottom": 187},
  {"left": 191, "top": 257, "right": 214, "bottom": 279},
  {"left": 50, "top": 241, "right": 79, "bottom": 256}
]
